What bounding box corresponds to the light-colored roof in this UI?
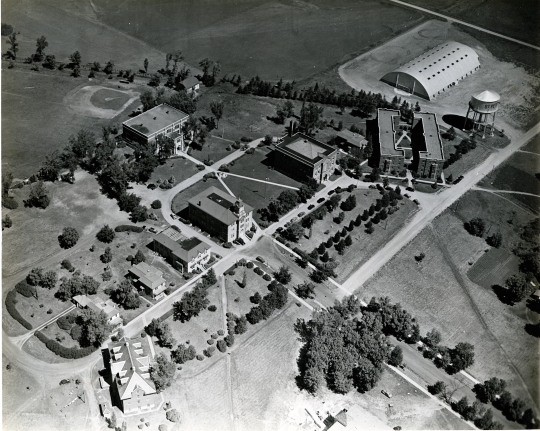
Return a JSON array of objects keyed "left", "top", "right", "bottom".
[
  {"left": 383, "top": 41, "right": 479, "bottom": 98},
  {"left": 180, "top": 76, "right": 200, "bottom": 89},
  {"left": 128, "top": 262, "right": 165, "bottom": 290},
  {"left": 188, "top": 186, "right": 253, "bottom": 227},
  {"left": 88, "top": 299, "right": 118, "bottom": 319},
  {"left": 413, "top": 112, "right": 444, "bottom": 161},
  {"left": 376, "top": 109, "right": 405, "bottom": 158},
  {"left": 276, "top": 132, "right": 337, "bottom": 164},
  {"left": 123, "top": 103, "right": 188, "bottom": 137},
  {"left": 73, "top": 294, "right": 93, "bottom": 307},
  {"left": 336, "top": 129, "right": 368, "bottom": 148},
  {"left": 473, "top": 90, "right": 500, "bottom": 103}
]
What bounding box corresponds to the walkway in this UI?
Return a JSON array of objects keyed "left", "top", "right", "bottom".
[
  {"left": 472, "top": 186, "right": 540, "bottom": 199},
  {"left": 216, "top": 171, "right": 300, "bottom": 191},
  {"left": 390, "top": 0, "right": 540, "bottom": 51}
]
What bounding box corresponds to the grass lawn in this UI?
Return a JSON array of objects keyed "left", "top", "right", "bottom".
[
  {"left": 521, "top": 135, "right": 540, "bottom": 154},
  {"left": 224, "top": 265, "right": 272, "bottom": 317},
  {"left": 171, "top": 177, "right": 228, "bottom": 214},
  {"left": 362, "top": 191, "right": 539, "bottom": 406},
  {"left": 147, "top": 156, "right": 200, "bottom": 186},
  {"left": 293, "top": 188, "right": 417, "bottom": 282}
]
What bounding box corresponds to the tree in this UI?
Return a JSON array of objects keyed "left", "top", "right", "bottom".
[
  {"left": 69, "top": 51, "right": 82, "bottom": 67},
  {"left": 145, "top": 318, "right": 176, "bottom": 348},
  {"left": 103, "top": 60, "right": 114, "bottom": 75},
  {"left": 486, "top": 231, "right": 502, "bottom": 248},
  {"left": 505, "top": 273, "right": 534, "bottom": 304},
  {"left": 6, "top": 31, "right": 19, "bottom": 59},
  {"left": 41, "top": 270, "right": 58, "bottom": 289},
  {"left": 464, "top": 218, "right": 486, "bottom": 237},
  {"left": 210, "top": 100, "right": 224, "bottom": 127},
  {"left": 235, "top": 315, "right": 248, "bottom": 334},
  {"left": 204, "top": 268, "right": 217, "bottom": 285},
  {"left": 423, "top": 328, "right": 441, "bottom": 348},
  {"left": 296, "top": 281, "right": 316, "bottom": 299},
  {"left": 78, "top": 309, "right": 111, "bottom": 346},
  {"left": 448, "top": 342, "right": 475, "bottom": 373},
  {"left": 58, "top": 227, "right": 79, "bottom": 249},
  {"left": 370, "top": 167, "right": 380, "bottom": 182},
  {"left": 3, "top": 215, "right": 13, "bottom": 228},
  {"left": 345, "top": 235, "right": 353, "bottom": 247},
  {"left": 101, "top": 247, "right": 113, "bottom": 264},
  {"left": 283, "top": 222, "right": 304, "bottom": 242},
  {"left": 335, "top": 239, "right": 346, "bottom": 255},
  {"left": 473, "top": 377, "right": 507, "bottom": 403},
  {"left": 166, "top": 409, "right": 181, "bottom": 423},
  {"left": 96, "top": 225, "right": 115, "bottom": 243},
  {"left": 428, "top": 380, "right": 447, "bottom": 396},
  {"left": 173, "top": 284, "right": 210, "bottom": 322},
  {"left": 26, "top": 267, "right": 44, "bottom": 286},
  {"left": 388, "top": 346, "right": 403, "bottom": 366},
  {"left": 111, "top": 279, "right": 140, "bottom": 309},
  {"left": 150, "top": 352, "right": 175, "bottom": 392},
  {"left": 171, "top": 344, "right": 196, "bottom": 364},
  {"left": 27, "top": 181, "right": 50, "bottom": 208},
  {"left": 132, "top": 249, "right": 146, "bottom": 265},
  {"left": 35, "top": 35, "right": 48, "bottom": 60},
  {"left": 156, "top": 135, "right": 176, "bottom": 160},
  {"left": 149, "top": 73, "right": 161, "bottom": 87},
  {"left": 1, "top": 23, "right": 13, "bottom": 36},
  {"left": 143, "top": 58, "right": 149, "bottom": 72},
  {"left": 273, "top": 266, "right": 292, "bottom": 284},
  {"left": 168, "top": 90, "right": 196, "bottom": 114},
  {"left": 299, "top": 101, "right": 323, "bottom": 135}
]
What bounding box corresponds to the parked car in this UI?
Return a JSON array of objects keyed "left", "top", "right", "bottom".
[
  {"left": 148, "top": 227, "right": 157, "bottom": 233},
  {"left": 256, "top": 256, "right": 265, "bottom": 263},
  {"left": 147, "top": 183, "right": 156, "bottom": 190},
  {"left": 406, "top": 186, "right": 414, "bottom": 192},
  {"left": 381, "top": 390, "right": 392, "bottom": 398},
  {"left": 324, "top": 230, "right": 330, "bottom": 235},
  {"left": 308, "top": 204, "right": 315, "bottom": 210},
  {"left": 298, "top": 212, "right": 305, "bottom": 217},
  {"left": 328, "top": 190, "right": 335, "bottom": 195},
  {"left": 237, "top": 238, "right": 245, "bottom": 245},
  {"left": 317, "top": 197, "right": 326, "bottom": 203},
  {"left": 453, "top": 175, "right": 465, "bottom": 184},
  {"left": 404, "top": 193, "right": 411, "bottom": 198},
  {"left": 276, "top": 227, "right": 284, "bottom": 233},
  {"left": 413, "top": 199, "right": 420, "bottom": 205},
  {"left": 170, "top": 213, "right": 177, "bottom": 219}
]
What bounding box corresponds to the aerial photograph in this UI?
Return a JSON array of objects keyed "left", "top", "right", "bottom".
[{"left": 1, "top": 0, "right": 539, "bottom": 430}]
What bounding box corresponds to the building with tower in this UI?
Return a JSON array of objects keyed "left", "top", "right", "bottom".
[
  {"left": 188, "top": 186, "right": 254, "bottom": 243},
  {"left": 380, "top": 41, "right": 480, "bottom": 100},
  {"left": 464, "top": 90, "right": 500, "bottom": 138},
  {"left": 273, "top": 128, "right": 338, "bottom": 183}
]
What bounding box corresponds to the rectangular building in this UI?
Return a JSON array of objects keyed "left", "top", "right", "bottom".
[
  {"left": 153, "top": 227, "right": 212, "bottom": 273},
  {"left": 411, "top": 112, "right": 445, "bottom": 179},
  {"left": 335, "top": 129, "right": 368, "bottom": 154},
  {"left": 273, "top": 131, "right": 338, "bottom": 183},
  {"left": 72, "top": 295, "right": 120, "bottom": 325},
  {"left": 368, "top": 109, "right": 406, "bottom": 175},
  {"left": 179, "top": 77, "right": 200, "bottom": 94},
  {"left": 122, "top": 103, "right": 189, "bottom": 154},
  {"left": 188, "top": 186, "right": 253, "bottom": 243},
  {"left": 127, "top": 262, "right": 167, "bottom": 298},
  {"left": 107, "top": 336, "right": 161, "bottom": 414}
]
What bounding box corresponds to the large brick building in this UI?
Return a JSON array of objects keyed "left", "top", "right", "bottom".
[
  {"left": 410, "top": 112, "right": 445, "bottom": 179},
  {"left": 273, "top": 131, "right": 338, "bottom": 183},
  {"left": 122, "top": 103, "right": 189, "bottom": 154},
  {"left": 107, "top": 336, "right": 161, "bottom": 414},
  {"left": 153, "top": 227, "right": 211, "bottom": 274},
  {"left": 188, "top": 186, "right": 253, "bottom": 243}
]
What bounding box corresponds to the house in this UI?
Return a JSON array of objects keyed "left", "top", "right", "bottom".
[
  {"left": 153, "top": 226, "right": 212, "bottom": 273},
  {"left": 367, "top": 108, "right": 406, "bottom": 175},
  {"left": 122, "top": 103, "right": 189, "bottom": 154},
  {"left": 179, "top": 76, "right": 200, "bottom": 94},
  {"left": 335, "top": 129, "right": 368, "bottom": 153},
  {"left": 188, "top": 186, "right": 254, "bottom": 243},
  {"left": 411, "top": 112, "right": 445, "bottom": 179},
  {"left": 72, "top": 295, "right": 121, "bottom": 325},
  {"left": 127, "top": 262, "right": 167, "bottom": 298},
  {"left": 273, "top": 129, "right": 338, "bottom": 183},
  {"left": 106, "top": 336, "right": 161, "bottom": 414}
]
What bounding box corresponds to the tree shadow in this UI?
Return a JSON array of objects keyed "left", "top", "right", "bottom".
[
  {"left": 491, "top": 284, "right": 516, "bottom": 305},
  {"left": 525, "top": 323, "right": 540, "bottom": 337},
  {"left": 526, "top": 298, "right": 540, "bottom": 313}
]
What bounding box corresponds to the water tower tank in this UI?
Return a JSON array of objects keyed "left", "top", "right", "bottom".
[{"left": 469, "top": 90, "right": 500, "bottom": 114}]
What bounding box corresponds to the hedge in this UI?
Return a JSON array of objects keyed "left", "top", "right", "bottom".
[
  {"left": 35, "top": 330, "right": 97, "bottom": 359},
  {"left": 115, "top": 225, "right": 144, "bottom": 233},
  {"left": 5, "top": 290, "right": 32, "bottom": 330},
  {"left": 159, "top": 308, "right": 175, "bottom": 322},
  {"left": 15, "top": 280, "right": 36, "bottom": 298}
]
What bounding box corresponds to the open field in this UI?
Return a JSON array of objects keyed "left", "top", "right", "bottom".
[
  {"left": 224, "top": 266, "right": 272, "bottom": 317},
  {"left": 361, "top": 190, "right": 540, "bottom": 406},
  {"left": 521, "top": 135, "right": 540, "bottom": 154},
  {"left": 148, "top": 156, "right": 200, "bottom": 186},
  {"left": 92, "top": 0, "right": 424, "bottom": 80},
  {"left": 171, "top": 177, "right": 228, "bottom": 215},
  {"left": 339, "top": 19, "right": 540, "bottom": 133}
]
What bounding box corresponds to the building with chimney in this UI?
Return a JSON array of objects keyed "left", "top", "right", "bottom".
[
  {"left": 106, "top": 336, "right": 162, "bottom": 414},
  {"left": 273, "top": 128, "right": 338, "bottom": 183},
  {"left": 188, "top": 186, "right": 253, "bottom": 243}
]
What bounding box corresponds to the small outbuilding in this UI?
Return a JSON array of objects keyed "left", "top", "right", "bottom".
[{"left": 179, "top": 77, "right": 200, "bottom": 94}]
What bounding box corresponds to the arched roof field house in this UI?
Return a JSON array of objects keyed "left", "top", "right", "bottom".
[{"left": 380, "top": 41, "right": 480, "bottom": 100}]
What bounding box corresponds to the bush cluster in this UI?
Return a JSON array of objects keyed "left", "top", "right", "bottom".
[
  {"left": 245, "top": 281, "right": 288, "bottom": 325},
  {"left": 35, "top": 330, "right": 97, "bottom": 359},
  {"left": 5, "top": 290, "right": 32, "bottom": 330},
  {"left": 115, "top": 225, "right": 144, "bottom": 233},
  {"left": 15, "top": 280, "right": 37, "bottom": 298}
]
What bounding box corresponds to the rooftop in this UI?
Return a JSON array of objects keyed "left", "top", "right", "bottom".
[
  {"left": 276, "top": 132, "right": 337, "bottom": 165},
  {"left": 377, "top": 109, "right": 405, "bottom": 157},
  {"left": 188, "top": 186, "right": 253, "bottom": 226},
  {"left": 154, "top": 226, "right": 212, "bottom": 263},
  {"left": 413, "top": 112, "right": 444, "bottom": 161},
  {"left": 123, "top": 103, "right": 188, "bottom": 137},
  {"left": 336, "top": 129, "right": 368, "bottom": 148},
  {"left": 180, "top": 76, "right": 200, "bottom": 89},
  {"left": 128, "top": 262, "right": 166, "bottom": 290}
]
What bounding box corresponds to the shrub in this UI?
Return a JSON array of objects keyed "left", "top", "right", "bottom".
[
  {"left": 207, "top": 339, "right": 215, "bottom": 345},
  {"left": 217, "top": 339, "right": 227, "bottom": 352},
  {"left": 166, "top": 409, "right": 180, "bottom": 423},
  {"left": 246, "top": 261, "right": 254, "bottom": 268},
  {"left": 114, "top": 225, "right": 144, "bottom": 233},
  {"left": 196, "top": 354, "right": 204, "bottom": 361},
  {"left": 61, "top": 259, "right": 74, "bottom": 271},
  {"left": 35, "top": 330, "right": 97, "bottom": 358},
  {"left": 263, "top": 274, "right": 271, "bottom": 281},
  {"left": 57, "top": 315, "right": 73, "bottom": 331},
  {"left": 5, "top": 290, "right": 32, "bottom": 329},
  {"left": 151, "top": 200, "right": 162, "bottom": 209},
  {"left": 217, "top": 329, "right": 224, "bottom": 336},
  {"left": 16, "top": 280, "right": 37, "bottom": 298},
  {"left": 211, "top": 333, "right": 218, "bottom": 339},
  {"left": 464, "top": 218, "right": 486, "bottom": 237},
  {"left": 2, "top": 197, "right": 18, "bottom": 209},
  {"left": 96, "top": 225, "right": 115, "bottom": 243}
]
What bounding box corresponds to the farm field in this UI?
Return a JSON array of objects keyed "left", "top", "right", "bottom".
[
  {"left": 361, "top": 190, "right": 540, "bottom": 407},
  {"left": 171, "top": 177, "right": 228, "bottom": 215},
  {"left": 91, "top": 0, "right": 424, "bottom": 80}
]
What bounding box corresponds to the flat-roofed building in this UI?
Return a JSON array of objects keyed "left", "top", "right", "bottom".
[
  {"left": 188, "top": 186, "right": 253, "bottom": 243},
  {"left": 411, "top": 112, "right": 445, "bottom": 179},
  {"left": 368, "top": 109, "right": 406, "bottom": 175},
  {"left": 273, "top": 131, "right": 338, "bottom": 183},
  {"left": 127, "top": 262, "right": 167, "bottom": 298},
  {"left": 107, "top": 336, "right": 161, "bottom": 414},
  {"left": 153, "top": 227, "right": 212, "bottom": 273},
  {"left": 122, "top": 103, "right": 188, "bottom": 154}
]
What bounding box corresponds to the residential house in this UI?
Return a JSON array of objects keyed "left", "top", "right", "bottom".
[
  {"left": 127, "top": 262, "right": 167, "bottom": 298},
  {"left": 335, "top": 129, "right": 368, "bottom": 154},
  {"left": 72, "top": 295, "right": 121, "bottom": 325},
  {"left": 179, "top": 76, "right": 200, "bottom": 94}
]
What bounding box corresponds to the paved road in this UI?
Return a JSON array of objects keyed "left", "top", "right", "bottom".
[
  {"left": 390, "top": 0, "right": 540, "bottom": 51},
  {"left": 341, "top": 121, "right": 540, "bottom": 292}
]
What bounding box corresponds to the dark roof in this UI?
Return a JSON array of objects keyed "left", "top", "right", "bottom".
[
  {"left": 188, "top": 186, "right": 253, "bottom": 226},
  {"left": 336, "top": 129, "right": 368, "bottom": 148},
  {"left": 123, "top": 103, "right": 188, "bottom": 137},
  {"left": 179, "top": 237, "right": 202, "bottom": 250},
  {"left": 275, "top": 132, "right": 337, "bottom": 165},
  {"left": 153, "top": 232, "right": 211, "bottom": 264},
  {"left": 180, "top": 76, "right": 200, "bottom": 89}
]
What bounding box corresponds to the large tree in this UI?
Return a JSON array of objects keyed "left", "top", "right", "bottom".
[
  {"left": 150, "top": 352, "right": 176, "bottom": 392},
  {"left": 78, "top": 309, "right": 111, "bottom": 347},
  {"left": 58, "top": 227, "right": 79, "bottom": 249},
  {"left": 27, "top": 181, "right": 50, "bottom": 209},
  {"left": 210, "top": 100, "right": 224, "bottom": 127},
  {"left": 111, "top": 279, "right": 141, "bottom": 309},
  {"left": 69, "top": 51, "right": 82, "bottom": 67},
  {"left": 6, "top": 31, "right": 19, "bottom": 59},
  {"left": 35, "top": 35, "right": 48, "bottom": 60},
  {"left": 505, "top": 273, "right": 535, "bottom": 303}
]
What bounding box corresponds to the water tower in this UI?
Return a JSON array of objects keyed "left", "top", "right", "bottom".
[{"left": 464, "top": 90, "right": 500, "bottom": 138}]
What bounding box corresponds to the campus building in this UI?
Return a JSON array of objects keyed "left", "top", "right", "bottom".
[
  {"left": 273, "top": 130, "right": 338, "bottom": 183},
  {"left": 107, "top": 336, "right": 161, "bottom": 414},
  {"left": 380, "top": 41, "right": 480, "bottom": 100},
  {"left": 368, "top": 109, "right": 407, "bottom": 175},
  {"left": 122, "top": 103, "right": 189, "bottom": 153},
  {"left": 72, "top": 295, "right": 121, "bottom": 325},
  {"left": 411, "top": 112, "right": 445, "bottom": 179},
  {"left": 153, "top": 227, "right": 212, "bottom": 273},
  {"left": 334, "top": 129, "right": 368, "bottom": 154},
  {"left": 127, "top": 262, "right": 167, "bottom": 298},
  {"left": 188, "top": 186, "right": 254, "bottom": 243}
]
